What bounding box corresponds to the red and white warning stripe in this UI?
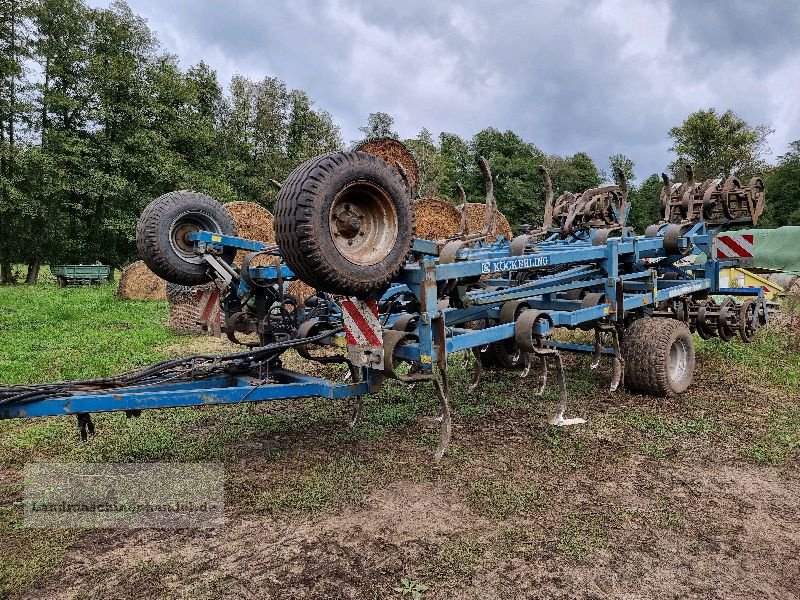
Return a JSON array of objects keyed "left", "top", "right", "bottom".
[
  {"left": 340, "top": 299, "right": 382, "bottom": 348},
  {"left": 196, "top": 288, "right": 222, "bottom": 335},
  {"left": 716, "top": 234, "right": 754, "bottom": 259}
]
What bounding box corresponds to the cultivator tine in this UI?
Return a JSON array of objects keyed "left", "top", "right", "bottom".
[
  {"left": 468, "top": 347, "right": 483, "bottom": 391},
  {"left": 535, "top": 354, "right": 548, "bottom": 395},
  {"left": 456, "top": 183, "right": 468, "bottom": 236},
  {"left": 347, "top": 364, "right": 363, "bottom": 427},
  {"left": 590, "top": 325, "right": 625, "bottom": 391},
  {"left": 395, "top": 161, "right": 413, "bottom": 197},
  {"left": 547, "top": 353, "right": 585, "bottom": 426},
  {"left": 590, "top": 329, "right": 603, "bottom": 369},
  {"left": 608, "top": 328, "right": 624, "bottom": 392},
  {"left": 520, "top": 352, "right": 532, "bottom": 379},
  {"left": 477, "top": 156, "right": 497, "bottom": 237},
  {"left": 76, "top": 413, "right": 95, "bottom": 442},
  {"left": 433, "top": 368, "right": 452, "bottom": 463}
]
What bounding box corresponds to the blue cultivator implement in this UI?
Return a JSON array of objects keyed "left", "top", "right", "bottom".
[{"left": 0, "top": 150, "right": 772, "bottom": 459}]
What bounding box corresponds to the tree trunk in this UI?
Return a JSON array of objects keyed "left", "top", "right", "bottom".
[
  {"left": 25, "top": 257, "right": 41, "bottom": 284},
  {"left": 1, "top": 261, "right": 13, "bottom": 285}
]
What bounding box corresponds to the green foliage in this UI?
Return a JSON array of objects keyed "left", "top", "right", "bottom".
[
  {"left": 763, "top": 140, "right": 800, "bottom": 226},
  {"left": 667, "top": 108, "right": 772, "bottom": 181},
  {"left": 357, "top": 110, "right": 397, "bottom": 141},
  {"left": 405, "top": 127, "right": 446, "bottom": 197},
  {"left": 609, "top": 153, "right": 635, "bottom": 184},
  {"left": 628, "top": 173, "right": 663, "bottom": 232}
]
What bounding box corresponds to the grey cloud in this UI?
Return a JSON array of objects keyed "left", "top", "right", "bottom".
[{"left": 90, "top": 0, "right": 800, "bottom": 180}]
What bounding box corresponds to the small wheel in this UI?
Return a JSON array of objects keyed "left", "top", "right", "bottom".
[
  {"left": 57, "top": 276, "right": 68, "bottom": 288},
  {"left": 275, "top": 151, "right": 414, "bottom": 296},
  {"left": 739, "top": 299, "right": 758, "bottom": 343},
  {"left": 622, "top": 317, "right": 695, "bottom": 396},
  {"left": 717, "top": 297, "right": 737, "bottom": 342},
  {"left": 136, "top": 191, "right": 237, "bottom": 286}
]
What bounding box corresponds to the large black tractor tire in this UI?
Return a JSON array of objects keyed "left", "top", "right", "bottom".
[
  {"left": 274, "top": 151, "right": 414, "bottom": 297},
  {"left": 622, "top": 317, "right": 695, "bottom": 396},
  {"left": 136, "top": 191, "right": 237, "bottom": 286}
]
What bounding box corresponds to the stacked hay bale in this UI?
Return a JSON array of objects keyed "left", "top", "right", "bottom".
[
  {"left": 166, "top": 283, "right": 219, "bottom": 335},
  {"left": 223, "top": 201, "right": 278, "bottom": 267},
  {"left": 287, "top": 279, "right": 317, "bottom": 304},
  {"left": 464, "top": 203, "right": 514, "bottom": 242},
  {"left": 354, "top": 138, "right": 420, "bottom": 194},
  {"left": 116, "top": 261, "right": 166, "bottom": 301},
  {"left": 413, "top": 197, "right": 462, "bottom": 240}
]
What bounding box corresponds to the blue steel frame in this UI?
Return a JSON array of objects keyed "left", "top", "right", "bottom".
[{"left": 1, "top": 222, "right": 766, "bottom": 420}]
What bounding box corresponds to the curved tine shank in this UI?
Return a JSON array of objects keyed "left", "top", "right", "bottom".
[
  {"left": 456, "top": 183, "right": 468, "bottom": 235},
  {"left": 477, "top": 156, "right": 496, "bottom": 236},
  {"left": 539, "top": 165, "right": 555, "bottom": 230},
  {"left": 613, "top": 167, "right": 630, "bottom": 226},
  {"left": 660, "top": 173, "right": 672, "bottom": 220}
]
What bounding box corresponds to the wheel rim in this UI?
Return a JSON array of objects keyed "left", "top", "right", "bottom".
[
  {"left": 169, "top": 211, "right": 224, "bottom": 265},
  {"left": 329, "top": 181, "right": 398, "bottom": 266},
  {"left": 668, "top": 337, "right": 689, "bottom": 383}
]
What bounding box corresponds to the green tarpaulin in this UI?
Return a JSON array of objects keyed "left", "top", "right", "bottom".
[{"left": 736, "top": 226, "right": 800, "bottom": 275}]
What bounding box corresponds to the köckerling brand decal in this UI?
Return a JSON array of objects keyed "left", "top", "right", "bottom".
[{"left": 482, "top": 256, "right": 550, "bottom": 273}]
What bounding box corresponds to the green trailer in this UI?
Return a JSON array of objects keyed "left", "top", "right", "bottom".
[{"left": 50, "top": 264, "right": 111, "bottom": 287}]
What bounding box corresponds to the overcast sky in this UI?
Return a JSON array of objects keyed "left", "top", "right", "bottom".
[{"left": 90, "top": 0, "right": 800, "bottom": 180}]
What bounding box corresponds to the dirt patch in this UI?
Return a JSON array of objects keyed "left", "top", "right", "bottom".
[{"left": 19, "top": 460, "right": 799, "bottom": 600}]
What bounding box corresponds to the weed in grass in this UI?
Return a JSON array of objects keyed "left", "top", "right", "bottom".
[
  {"left": 425, "top": 534, "right": 486, "bottom": 581},
  {"left": 469, "top": 477, "right": 541, "bottom": 519},
  {"left": 696, "top": 330, "right": 800, "bottom": 389},
  {"left": 0, "top": 531, "right": 75, "bottom": 599},
  {"left": 538, "top": 427, "right": 587, "bottom": 468},
  {"left": 657, "top": 508, "right": 681, "bottom": 529},
  {"left": 743, "top": 407, "right": 800, "bottom": 465},
  {"left": 255, "top": 455, "right": 367, "bottom": 516},
  {"left": 618, "top": 409, "right": 718, "bottom": 439},
  {"left": 394, "top": 578, "right": 430, "bottom": 599},
  {"left": 641, "top": 441, "right": 667, "bottom": 459},
  {"left": 555, "top": 513, "right": 606, "bottom": 560}
]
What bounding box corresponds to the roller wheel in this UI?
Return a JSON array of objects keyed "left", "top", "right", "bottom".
[
  {"left": 622, "top": 317, "right": 695, "bottom": 396},
  {"left": 275, "top": 151, "right": 414, "bottom": 296},
  {"left": 136, "top": 191, "right": 237, "bottom": 286}
]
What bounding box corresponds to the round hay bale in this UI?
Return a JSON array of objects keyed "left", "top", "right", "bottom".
[
  {"left": 413, "top": 197, "right": 462, "bottom": 240},
  {"left": 166, "top": 282, "right": 216, "bottom": 334},
  {"left": 223, "top": 201, "right": 279, "bottom": 268},
  {"left": 287, "top": 279, "right": 317, "bottom": 304},
  {"left": 116, "top": 261, "right": 166, "bottom": 301},
  {"left": 354, "top": 138, "right": 419, "bottom": 193},
  {"left": 463, "top": 203, "right": 514, "bottom": 242}
]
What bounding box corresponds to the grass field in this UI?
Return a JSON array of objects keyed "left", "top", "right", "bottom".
[{"left": 0, "top": 283, "right": 798, "bottom": 599}]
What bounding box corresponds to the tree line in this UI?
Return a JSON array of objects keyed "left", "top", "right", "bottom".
[{"left": 1, "top": 0, "right": 795, "bottom": 284}]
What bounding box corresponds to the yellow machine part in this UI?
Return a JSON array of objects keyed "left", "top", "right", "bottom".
[{"left": 718, "top": 268, "right": 784, "bottom": 300}]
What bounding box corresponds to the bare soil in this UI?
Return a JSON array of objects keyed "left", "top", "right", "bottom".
[{"left": 7, "top": 344, "right": 800, "bottom": 599}]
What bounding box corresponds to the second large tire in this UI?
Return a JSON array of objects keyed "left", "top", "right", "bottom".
[
  {"left": 621, "top": 317, "right": 695, "bottom": 396},
  {"left": 136, "top": 191, "right": 238, "bottom": 286},
  {"left": 274, "top": 151, "right": 414, "bottom": 297}
]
